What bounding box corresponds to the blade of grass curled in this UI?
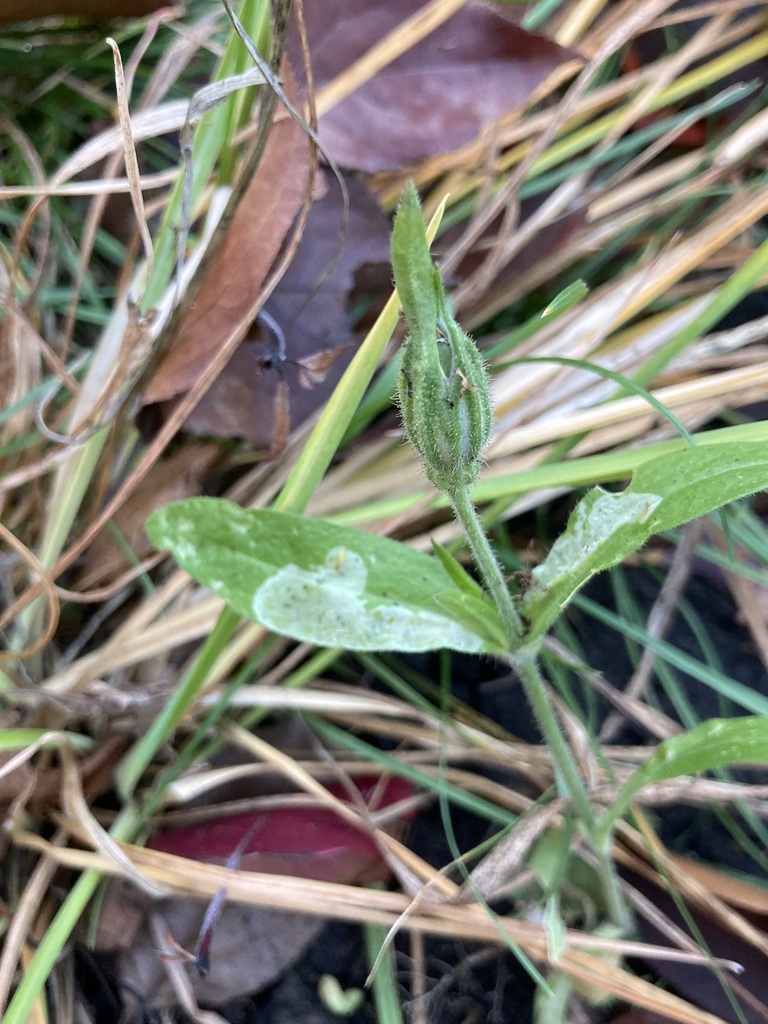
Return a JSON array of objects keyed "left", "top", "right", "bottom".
[{"left": 501, "top": 355, "right": 695, "bottom": 446}]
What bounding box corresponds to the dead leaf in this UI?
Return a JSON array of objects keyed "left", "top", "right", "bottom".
[
  {"left": 149, "top": 776, "right": 415, "bottom": 884},
  {"left": 296, "top": 341, "right": 354, "bottom": 390},
  {"left": 110, "top": 777, "right": 414, "bottom": 1011},
  {"left": 144, "top": 65, "right": 311, "bottom": 405},
  {"left": 0, "top": 0, "right": 166, "bottom": 21},
  {"left": 117, "top": 899, "right": 324, "bottom": 1011},
  {"left": 91, "top": 878, "right": 148, "bottom": 954},
  {"left": 291, "top": 0, "right": 578, "bottom": 172},
  {"left": 183, "top": 172, "right": 391, "bottom": 448}
]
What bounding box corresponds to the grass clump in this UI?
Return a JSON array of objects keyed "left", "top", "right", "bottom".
[{"left": 3, "top": 2, "right": 768, "bottom": 1023}]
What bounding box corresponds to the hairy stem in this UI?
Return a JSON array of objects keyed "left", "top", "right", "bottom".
[{"left": 449, "top": 485, "right": 627, "bottom": 927}]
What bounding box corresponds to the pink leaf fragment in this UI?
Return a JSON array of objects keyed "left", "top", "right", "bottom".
[{"left": 151, "top": 776, "right": 416, "bottom": 886}]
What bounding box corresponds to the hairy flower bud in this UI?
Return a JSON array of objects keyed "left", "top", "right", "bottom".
[
  {"left": 392, "top": 184, "right": 492, "bottom": 493},
  {"left": 398, "top": 281, "right": 492, "bottom": 491}
]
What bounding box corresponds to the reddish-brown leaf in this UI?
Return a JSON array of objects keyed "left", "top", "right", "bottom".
[
  {"left": 292, "top": 0, "right": 579, "bottom": 172},
  {"left": 145, "top": 69, "right": 311, "bottom": 405},
  {"left": 0, "top": 0, "right": 165, "bottom": 21},
  {"left": 183, "top": 172, "right": 391, "bottom": 448},
  {"left": 150, "top": 776, "right": 415, "bottom": 884},
  {"left": 109, "top": 777, "right": 416, "bottom": 1008}
]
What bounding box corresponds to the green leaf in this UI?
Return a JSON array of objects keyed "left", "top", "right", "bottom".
[
  {"left": 529, "top": 821, "right": 573, "bottom": 895},
  {"left": 431, "top": 540, "right": 488, "bottom": 600},
  {"left": 428, "top": 544, "right": 505, "bottom": 647},
  {"left": 522, "top": 441, "right": 768, "bottom": 639},
  {"left": 540, "top": 280, "right": 588, "bottom": 319},
  {"left": 147, "top": 498, "right": 503, "bottom": 653},
  {"left": 0, "top": 729, "right": 93, "bottom": 752},
  {"left": 596, "top": 716, "right": 768, "bottom": 844},
  {"left": 390, "top": 181, "right": 439, "bottom": 345},
  {"left": 435, "top": 588, "right": 506, "bottom": 650}
]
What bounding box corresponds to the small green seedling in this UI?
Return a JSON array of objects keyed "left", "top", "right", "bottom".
[
  {"left": 318, "top": 975, "right": 365, "bottom": 1017},
  {"left": 145, "top": 182, "right": 768, "bottom": 1021}
]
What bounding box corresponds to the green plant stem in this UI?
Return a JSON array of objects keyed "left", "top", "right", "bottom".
[
  {"left": 510, "top": 652, "right": 594, "bottom": 827},
  {"left": 449, "top": 487, "right": 586, "bottom": 808},
  {"left": 594, "top": 845, "right": 630, "bottom": 931},
  {"left": 448, "top": 485, "right": 627, "bottom": 928},
  {"left": 448, "top": 485, "right": 523, "bottom": 648}
]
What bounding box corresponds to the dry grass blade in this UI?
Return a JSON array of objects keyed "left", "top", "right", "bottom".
[
  {"left": 106, "top": 38, "right": 154, "bottom": 292},
  {"left": 60, "top": 746, "right": 167, "bottom": 897},
  {"left": 0, "top": 522, "right": 58, "bottom": 663},
  {"left": 9, "top": 828, "right": 738, "bottom": 1024},
  {"left": 622, "top": 816, "right": 768, "bottom": 962},
  {"left": 0, "top": 829, "right": 67, "bottom": 1012}
]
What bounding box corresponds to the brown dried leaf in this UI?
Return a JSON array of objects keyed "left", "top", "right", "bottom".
[
  {"left": 145, "top": 67, "right": 311, "bottom": 405},
  {"left": 296, "top": 341, "right": 353, "bottom": 390},
  {"left": 91, "top": 879, "right": 148, "bottom": 954},
  {"left": 116, "top": 898, "right": 324, "bottom": 1010},
  {"left": 0, "top": 0, "right": 166, "bottom": 21},
  {"left": 294, "top": 0, "right": 578, "bottom": 172},
  {"left": 184, "top": 173, "right": 390, "bottom": 448}
]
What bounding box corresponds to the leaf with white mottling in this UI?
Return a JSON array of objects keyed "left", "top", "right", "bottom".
[
  {"left": 523, "top": 441, "right": 768, "bottom": 640},
  {"left": 147, "top": 498, "right": 504, "bottom": 653}
]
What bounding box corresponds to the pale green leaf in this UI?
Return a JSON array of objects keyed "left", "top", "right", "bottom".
[
  {"left": 596, "top": 716, "right": 768, "bottom": 844},
  {"left": 522, "top": 441, "right": 768, "bottom": 639},
  {"left": 147, "top": 498, "right": 503, "bottom": 653}
]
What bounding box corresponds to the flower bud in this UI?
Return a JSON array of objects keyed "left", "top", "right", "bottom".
[
  {"left": 392, "top": 184, "right": 493, "bottom": 492},
  {"left": 397, "top": 272, "right": 492, "bottom": 493}
]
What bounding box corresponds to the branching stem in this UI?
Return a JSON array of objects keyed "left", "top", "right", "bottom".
[{"left": 448, "top": 484, "right": 627, "bottom": 928}]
